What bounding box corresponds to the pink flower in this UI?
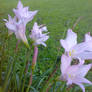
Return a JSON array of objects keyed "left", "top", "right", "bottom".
[
  {"left": 13, "top": 1, "right": 38, "bottom": 25},
  {"left": 60, "top": 54, "right": 92, "bottom": 92},
  {"left": 60, "top": 29, "right": 92, "bottom": 62},
  {"left": 29, "top": 22, "right": 49, "bottom": 47},
  {"left": 4, "top": 15, "right": 29, "bottom": 48}
]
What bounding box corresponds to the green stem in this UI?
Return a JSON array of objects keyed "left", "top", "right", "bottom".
[
  {"left": 3, "top": 61, "right": 13, "bottom": 92},
  {"left": 19, "top": 47, "right": 31, "bottom": 92},
  {"left": 26, "top": 71, "right": 33, "bottom": 92},
  {"left": 21, "top": 73, "right": 26, "bottom": 92},
  {"left": 8, "top": 40, "right": 20, "bottom": 92}
]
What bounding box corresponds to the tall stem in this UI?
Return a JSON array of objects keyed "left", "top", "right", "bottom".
[
  {"left": 26, "top": 46, "right": 38, "bottom": 92},
  {"left": 19, "top": 47, "right": 31, "bottom": 92},
  {"left": 2, "top": 61, "right": 13, "bottom": 92},
  {"left": 2, "top": 38, "right": 19, "bottom": 92}
]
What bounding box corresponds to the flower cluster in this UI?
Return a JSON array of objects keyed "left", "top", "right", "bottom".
[
  {"left": 60, "top": 29, "right": 92, "bottom": 92},
  {"left": 3, "top": 1, "right": 92, "bottom": 92},
  {"left": 4, "top": 1, "right": 49, "bottom": 48}
]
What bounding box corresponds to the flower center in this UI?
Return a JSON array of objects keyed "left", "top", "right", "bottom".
[
  {"left": 69, "top": 50, "right": 75, "bottom": 56},
  {"left": 68, "top": 74, "right": 75, "bottom": 79}
]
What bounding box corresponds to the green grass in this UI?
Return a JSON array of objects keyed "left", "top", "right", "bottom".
[{"left": 0, "top": 0, "right": 92, "bottom": 92}]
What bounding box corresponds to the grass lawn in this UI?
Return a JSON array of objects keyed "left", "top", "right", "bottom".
[{"left": 0, "top": 0, "right": 92, "bottom": 92}]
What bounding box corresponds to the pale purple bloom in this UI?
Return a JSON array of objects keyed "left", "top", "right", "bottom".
[
  {"left": 4, "top": 15, "right": 17, "bottom": 35},
  {"left": 85, "top": 32, "right": 92, "bottom": 42},
  {"left": 13, "top": 1, "right": 38, "bottom": 25},
  {"left": 4, "top": 15, "right": 29, "bottom": 48},
  {"left": 29, "top": 22, "right": 49, "bottom": 47},
  {"left": 60, "top": 29, "right": 92, "bottom": 61},
  {"left": 60, "top": 54, "right": 92, "bottom": 92}
]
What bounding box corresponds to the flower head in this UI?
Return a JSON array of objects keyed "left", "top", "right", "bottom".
[
  {"left": 29, "top": 22, "right": 49, "bottom": 47},
  {"left": 15, "top": 21, "right": 29, "bottom": 48},
  {"left": 13, "top": 1, "right": 38, "bottom": 25},
  {"left": 60, "top": 54, "right": 92, "bottom": 92},
  {"left": 4, "top": 15, "right": 29, "bottom": 48},
  {"left": 60, "top": 29, "right": 92, "bottom": 62},
  {"left": 4, "top": 15, "right": 17, "bottom": 35}
]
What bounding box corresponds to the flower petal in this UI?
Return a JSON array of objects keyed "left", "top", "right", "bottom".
[
  {"left": 15, "top": 22, "right": 29, "bottom": 48},
  {"left": 40, "top": 26, "right": 48, "bottom": 32},
  {"left": 71, "top": 41, "right": 92, "bottom": 60},
  {"left": 76, "top": 51, "right": 92, "bottom": 60},
  {"left": 35, "top": 35, "right": 49, "bottom": 46},
  {"left": 67, "top": 77, "right": 73, "bottom": 85},
  {"left": 60, "top": 39, "right": 69, "bottom": 51},
  {"left": 66, "top": 64, "right": 92, "bottom": 80},
  {"left": 17, "top": 1, "right": 23, "bottom": 9},
  {"left": 85, "top": 33, "right": 92, "bottom": 42},
  {"left": 73, "top": 76, "right": 92, "bottom": 84},
  {"left": 73, "top": 42, "right": 92, "bottom": 53},
  {"left": 4, "top": 15, "right": 17, "bottom": 35},
  {"left": 60, "top": 29, "right": 77, "bottom": 51},
  {"left": 61, "top": 54, "right": 71, "bottom": 75},
  {"left": 74, "top": 82, "right": 85, "bottom": 92},
  {"left": 75, "top": 64, "right": 92, "bottom": 77},
  {"left": 25, "top": 10, "right": 38, "bottom": 25}
]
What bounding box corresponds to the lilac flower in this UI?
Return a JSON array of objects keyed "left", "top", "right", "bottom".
[
  {"left": 60, "top": 29, "right": 92, "bottom": 61},
  {"left": 4, "top": 15, "right": 17, "bottom": 35},
  {"left": 13, "top": 1, "right": 38, "bottom": 25},
  {"left": 29, "top": 22, "right": 49, "bottom": 47},
  {"left": 4, "top": 15, "right": 29, "bottom": 48},
  {"left": 85, "top": 32, "right": 92, "bottom": 42},
  {"left": 60, "top": 54, "right": 92, "bottom": 92}
]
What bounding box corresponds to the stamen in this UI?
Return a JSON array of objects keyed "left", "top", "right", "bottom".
[
  {"left": 69, "top": 51, "right": 71, "bottom": 56},
  {"left": 69, "top": 50, "right": 75, "bottom": 56}
]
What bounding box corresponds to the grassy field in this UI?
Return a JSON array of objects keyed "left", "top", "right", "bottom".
[{"left": 0, "top": 0, "right": 92, "bottom": 92}]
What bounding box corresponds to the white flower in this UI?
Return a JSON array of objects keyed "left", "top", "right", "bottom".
[
  {"left": 29, "top": 22, "right": 49, "bottom": 47},
  {"left": 60, "top": 54, "right": 92, "bottom": 92},
  {"left": 4, "top": 15, "right": 29, "bottom": 48},
  {"left": 4, "top": 15, "right": 17, "bottom": 35},
  {"left": 13, "top": 1, "right": 38, "bottom": 25},
  {"left": 60, "top": 29, "right": 92, "bottom": 62}
]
